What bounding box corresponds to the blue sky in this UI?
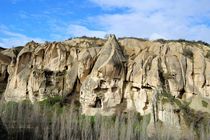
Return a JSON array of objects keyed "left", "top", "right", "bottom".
[{"left": 0, "top": 0, "right": 210, "bottom": 47}]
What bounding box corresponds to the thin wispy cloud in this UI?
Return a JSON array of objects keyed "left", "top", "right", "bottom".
[
  {"left": 0, "top": 25, "right": 44, "bottom": 48},
  {"left": 67, "top": 24, "right": 106, "bottom": 38}
]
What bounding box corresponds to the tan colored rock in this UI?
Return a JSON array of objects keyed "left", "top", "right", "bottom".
[
  {"left": 2, "top": 36, "right": 210, "bottom": 134},
  {"left": 80, "top": 35, "right": 126, "bottom": 115}
]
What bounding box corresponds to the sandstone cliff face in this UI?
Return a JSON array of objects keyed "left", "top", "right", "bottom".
[{"left": 2, "top": 35, "right": 210, "bottom": 128}]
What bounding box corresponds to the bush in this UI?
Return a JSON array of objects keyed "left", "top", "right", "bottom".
[
  {"left": 39, "top": 95, "right": 63, "bottom": 107},
  {"left": 202, "top": 100, "right": 208, "bottom": 108},
  {"left": 197, "top": 40, "right": 210, "bottom": 46},
  {"left": 183, "top": 48, "right": 194, "bottom": 59},
  {"left": 206, "top": 50, "right": 210, "bottom": 59}
]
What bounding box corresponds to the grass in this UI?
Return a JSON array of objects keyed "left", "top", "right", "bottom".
[{"left": 39, "top": 95, "right": 62, "bottom": 106}]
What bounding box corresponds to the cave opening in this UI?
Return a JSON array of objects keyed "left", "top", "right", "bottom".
[
  {"left": 44, "top": 70, "right": 53, "bottom": 78},
  {"left": 93, "top": 97, "right": 102, "bottom": 108},
  {"left": 178, "top": 88, "right": 185, "bottom": 99}
]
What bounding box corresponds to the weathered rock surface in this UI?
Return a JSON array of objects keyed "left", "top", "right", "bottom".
[{"left": 1, "top": 35, "right": 210, "bottom": 134}]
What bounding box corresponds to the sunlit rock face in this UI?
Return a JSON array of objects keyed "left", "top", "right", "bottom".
[
  {"left": 3, "top": 39, "right": 104, "bottom": 102},
  {"left": 80, "top": 35, "right": 126, "bottom": 115},
  {"left": 2, "top": 35, "right": 210, "bottom": 123}
]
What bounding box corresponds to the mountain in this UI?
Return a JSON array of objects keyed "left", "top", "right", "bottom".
[{"left": 0, "top": 35, "right": 210, "bottom": 138}]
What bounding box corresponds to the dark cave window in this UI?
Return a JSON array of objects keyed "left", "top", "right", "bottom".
[
  {"left": 44, "top": 70, "right": 53, "bottom": 78},
  {"left": 111, "top": 87, "right": 118, "bottom": 92},
  {"left": 178, "top": 88, "right": 185, "bottom": 99},
  {"left": 4, "top": 71, "right": 9, "bottom": 81},
  {"left": 93, "top": 97, "right": 102, "bottom": 108},
  {"left": 94, "top": 87, "right": 108, "bottom": 93},
  {"left": 46, "top": 80, "right": 53, "bottom": 86}
]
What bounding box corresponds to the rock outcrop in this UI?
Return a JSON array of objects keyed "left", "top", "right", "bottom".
[
  {"left": 80, "top": 35, "right": 126, "bottom": 115},
  {"left": 1, "top": 35, "right": 210, "bottom": 134}
]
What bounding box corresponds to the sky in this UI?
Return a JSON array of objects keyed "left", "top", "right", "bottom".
[{"left": 0, "top": 0, "right": 210, "bottom": 48}]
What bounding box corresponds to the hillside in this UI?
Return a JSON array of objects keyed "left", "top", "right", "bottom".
[{"left": 0, "top": 35, "right": 210, "bottom": 139}]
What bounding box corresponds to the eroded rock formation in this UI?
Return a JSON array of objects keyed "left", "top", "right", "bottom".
[{"left": 1, "top": 35, "right": 210, "bottom": 134}]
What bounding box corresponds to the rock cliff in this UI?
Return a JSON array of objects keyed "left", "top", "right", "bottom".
[{"left": 1, "top": 35, "right": 210, "bottom": 133}]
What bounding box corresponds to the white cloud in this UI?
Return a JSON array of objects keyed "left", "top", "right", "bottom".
[
  {"left": 90, "top": 0, "right": 210, "bottom": 17},
  {"left": 4, "top": 0, "right": 210, "bottom": 44},
  {"left": 67, "top": 24, "right": 107, "bottom": 38},
  {"left": 0, "top": 25, "right": 44, "bottom": 48},
  {"left": 150, "top": 33, "right": 167, "bottom": 40},
  {"left": 48, "top": 23, "right": 107, "bottom": 39},
  {"left": 88, "top": 0, "right": 210, "bottom": 42}
]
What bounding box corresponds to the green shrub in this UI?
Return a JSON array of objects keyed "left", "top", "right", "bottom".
[
  {"left": 155, "top": 39, "right": 167, "bottom": 43},
  {"left": 197, "top": 40, "right": 210, "bottom": 46},
  {"left": 39, "top": 95, "right": 62, "bottom": 107},
  {"left": 202, "top": 100, "right": 208, "bottom": 108},
  {"left": 118, "top": 37, "right": 148, "bottom": 41},
  {"left": 183, "top": 48, "right": 194, "bottom": 59},
  {"left": 206, "top": 50, "right": 210, "bottom": 59}
]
